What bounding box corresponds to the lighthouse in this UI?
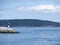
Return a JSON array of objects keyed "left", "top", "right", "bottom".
[
  {"left": 0, "top": 23, "right": 19, "bottom": 33},
  {"left": 8, "top": 23, "right": 10, "bottom": 29}
]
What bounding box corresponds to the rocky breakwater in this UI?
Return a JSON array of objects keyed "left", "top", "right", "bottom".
[{"left": 0, "top": 27, "right": 19, "bottom": 33}]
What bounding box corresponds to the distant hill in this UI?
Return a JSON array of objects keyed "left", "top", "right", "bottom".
[{"left": 0, "top": 19, "right": 60, "bottom": 27}]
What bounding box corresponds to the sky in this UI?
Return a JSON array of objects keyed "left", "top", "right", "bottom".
[{"left": 0, "top": 0, "right": 60, "bottom": 22}]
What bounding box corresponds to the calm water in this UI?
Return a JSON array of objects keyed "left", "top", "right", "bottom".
[{"left": 0, "top": 27, "right": 60, "bottom": 45}]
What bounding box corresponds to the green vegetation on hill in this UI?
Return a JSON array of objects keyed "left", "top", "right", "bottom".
[{"left": 0, "top": 19, "right": 60, "bottom": 27}]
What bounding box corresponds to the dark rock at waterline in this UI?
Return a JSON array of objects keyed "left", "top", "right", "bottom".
[{"left": 0, "top": 31, "right": 19, "bottom": 34}]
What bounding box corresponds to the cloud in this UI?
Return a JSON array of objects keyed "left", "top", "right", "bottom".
[
  {"left": 55, "top": 5, "right": 60, "bottom": 13},
  {"left": 17, "top": 5, "right": 60, "bottom": 13}
]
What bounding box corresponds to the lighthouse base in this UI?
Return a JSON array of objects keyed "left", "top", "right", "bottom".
[{"left": 0, "top": 32, "right": 19, "bottom": 34}]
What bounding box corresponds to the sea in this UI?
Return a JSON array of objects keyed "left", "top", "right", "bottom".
[{"left": 0, "top": 27, "right": 60, "bottom": 45}]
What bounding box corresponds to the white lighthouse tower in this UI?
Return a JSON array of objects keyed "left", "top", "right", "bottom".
[{"left": 8, "top": 23, "right": 10, "bottom": 29}]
